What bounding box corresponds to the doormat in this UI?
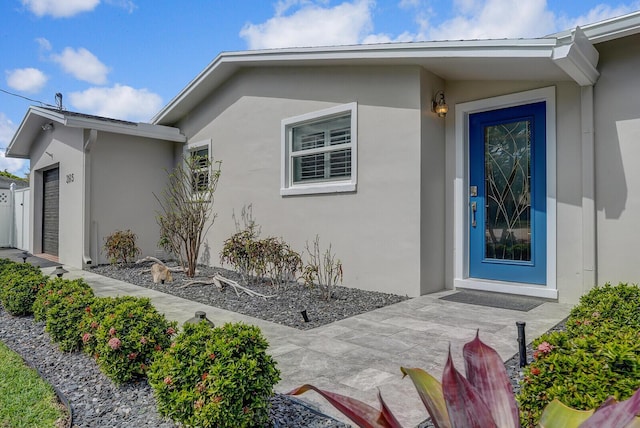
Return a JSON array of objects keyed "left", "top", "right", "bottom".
[{"left": 440, "top": 289, "right": 546, "bottom": 312}]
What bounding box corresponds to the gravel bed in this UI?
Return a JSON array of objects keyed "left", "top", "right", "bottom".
[{"left": 88, "top": 263, "right": 410, "bottom": 330}]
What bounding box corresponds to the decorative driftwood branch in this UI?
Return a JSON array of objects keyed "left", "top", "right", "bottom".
[
  {"left": 136, "top": 256, "right": 166, "bottom": 266},
  {"left": 135, "top": 256, "right": 195, "bottom": 275},
  {"left": 180, "top": 274, "right": 274, "bottom": 299}
]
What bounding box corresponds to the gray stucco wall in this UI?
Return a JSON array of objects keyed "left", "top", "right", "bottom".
[
  {"left": 420, "top": 70, "right": 446, "bottom": 294},
  {"left": 29, "top": 125, "right": 85, "bottom": 266},
  {"left": 594, "top": 33, "right": 640, "bottom": 286},
  {"left": 177, "top": 65, "right": 429, "bottom": 296},
  {"left": 90, "top": 132, "right": 175, "bottom": 265}
]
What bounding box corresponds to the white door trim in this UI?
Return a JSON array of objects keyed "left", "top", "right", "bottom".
[{"left": 454, "top": 86, "right": 557, "bottom": 299}]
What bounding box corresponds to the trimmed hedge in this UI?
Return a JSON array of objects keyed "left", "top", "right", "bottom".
[
  {"left": 148, "top": 321, "right": 280, "bottom": 428},
  {"left": 518, "top": 283, "right": 640, "bottom": 427},
  {"left": 80, "top": 296, "right": 177, "bottom": 384},
  {"left": 0, "top": 258, "right": 281, "bottom": 427},
  {"left": 39, "top": 278, "right": 95, "bottom": 352},
  {"left": 0, "top": 260, "right": 48, "bottom": 316}
]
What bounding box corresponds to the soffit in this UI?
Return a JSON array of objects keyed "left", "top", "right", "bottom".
[
  {"left": 153, "top": 39, "right": 573, "bottom": 125},
  {"left": 6, "top": 106, "right": 185, "bottom": 159}
]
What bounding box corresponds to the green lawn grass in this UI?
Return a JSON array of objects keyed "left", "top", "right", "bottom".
[{"left": 0, "top": 340, "right": 69, "bottom": 428}]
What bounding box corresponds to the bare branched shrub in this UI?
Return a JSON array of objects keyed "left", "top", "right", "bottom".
[
  {"left": 155, "top": 154, "right": 221, "bottom": 278},
  {"left": 302, "top": 235, "right": 343, "bottom": 301}
]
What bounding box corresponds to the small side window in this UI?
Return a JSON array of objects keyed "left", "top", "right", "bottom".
[{"left": 184, "top": 140, "right": 211, "bottom": 193}]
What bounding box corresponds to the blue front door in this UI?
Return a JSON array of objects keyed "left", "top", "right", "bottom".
[{"left": 469, "top": 102, "right": 546, "bottom": 284}]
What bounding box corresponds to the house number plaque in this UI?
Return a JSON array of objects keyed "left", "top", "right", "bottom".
[{"left": 66, "top": 173, "right": 74, "bottom": 183}]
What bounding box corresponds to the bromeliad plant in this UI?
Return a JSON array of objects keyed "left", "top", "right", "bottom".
[{"left": 289, "top": 332, "right": 640, "bottom": 428}]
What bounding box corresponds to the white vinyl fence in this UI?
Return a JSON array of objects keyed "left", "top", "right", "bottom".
[{"left": 0, "top": 184, "right": 30, "bottom": 250}]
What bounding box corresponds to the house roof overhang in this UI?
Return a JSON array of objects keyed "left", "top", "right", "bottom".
[
  {"left": 6, "top": 106, "right": 186, "bottom": 159},
  {"left": 152, "top": 16, "right": 619, "bottom": 126}
]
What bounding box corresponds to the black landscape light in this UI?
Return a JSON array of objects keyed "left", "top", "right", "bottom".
[
  {"left": 185, "top": 311, "right": 215, "bottom": 328},
  {"left": 51, "top": 266, "right": 68, "bottom": 278},
  {"left": 300, "top": 310, "right": 310, "bottom": 323},
  {"left": 516, "top": 321, "right": 527, "bottom": 367},
  {"left": 21, "top": 251, "right": 32, "bottom": 263}
]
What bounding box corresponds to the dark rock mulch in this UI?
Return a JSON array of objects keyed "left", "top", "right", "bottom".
[{"left": 89, "top": 263, "right": 410, "bottom": 330}]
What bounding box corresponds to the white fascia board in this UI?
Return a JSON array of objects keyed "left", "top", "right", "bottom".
[
  {"left": 63, "top": 116, "right": 186, "bottom": 142},
  {"left": 152, "top": 38, "right": 558, "bottom": 125},
  {"left": 6, "top": 107, "right": 60, "bottom": 158},
  {"left": 553, "top": 10, "right": 640, "bottom": 44},
  {"left": 23, "top": 105, "right": 185, "bottom": 142}
]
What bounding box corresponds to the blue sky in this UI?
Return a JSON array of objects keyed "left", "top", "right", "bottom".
[{"left": 1, "top": 0, "right": 639, "bottom": 175}]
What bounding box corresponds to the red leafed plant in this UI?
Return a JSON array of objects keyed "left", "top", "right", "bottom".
[{"left": 288, "top": 331, "right": 640, "bottom": 428}]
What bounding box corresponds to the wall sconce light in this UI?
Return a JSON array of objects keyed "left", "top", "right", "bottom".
[
  {"left": 432, "top": 90, "right": 449, "bottom": 118},
  {"left": 41, "top": 122, "right": 54, "bottom": 131}
]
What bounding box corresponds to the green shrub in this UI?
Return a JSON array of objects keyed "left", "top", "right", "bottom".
[
  {"left": 33, "top": 277, "right": 92, "bottom": 322},
  {"left": 567, "top": 282, "right": 640, "bottom": 335},
  {"left": 261, "top": 237, "right": 302, "bottom": 289},
  {"left": 518, "top": 283, "right": 640, "bottom": 427},
  {"left": 220, "top": 229, "right": 263, "bottom": 283},
  {"left": 221, "top": 230, "right": 302, "bottom": 287},
  {"left": 0, "top": 258, "right": 16, "bottom": 277},
  {"left": 0, "top": 262, "right": 48, "bottom": 315},
  {"left": 81, "top": 296, "right": 177, "bottom": 384},
  {"left": 148, "top": 322, "right": 280, "bottom": 428},
  {"left": 39, "top": 279, "right": 95, "bottom": 352},
  {"left": 103, "top": 229, "right": 141, "bottom": 265}
]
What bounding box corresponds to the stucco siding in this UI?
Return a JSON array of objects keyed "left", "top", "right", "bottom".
[
  {"left": 420, "top": 69, "right": 446, "bottom": 294},
  {"left": 90, "top": 132, "right": 175, "bottom": 265},
  {"left": 594, "top": 34, "right": 640, "bottom": 286},
  {"left": 29, "top": 126, "right": 85, "bottom": 266},
  {"left": 180, "top": 66, "right": 426, "bottom": 296}
]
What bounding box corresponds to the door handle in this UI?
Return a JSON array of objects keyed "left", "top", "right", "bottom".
[{"left": 471, "top": 201, "right": 477, "bottom": 228}]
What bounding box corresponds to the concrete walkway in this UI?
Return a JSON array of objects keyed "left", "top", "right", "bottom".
[{"left": 20, "top": 257, "right": 571, "bottom": 427}]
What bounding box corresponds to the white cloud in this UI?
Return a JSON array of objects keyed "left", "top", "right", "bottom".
[
  {"left": 104, "top": 0, "right": 137, "bottom": 13},
  {"left": 5, "top": 68, "right": 48, "bottom": 93},
  {"left": 557, "top": 2, "right": 640, "bottom": 31},
  {"left": 399, "top": 0, "right": 420, "bottom": 8},
  {"left": 51, "top": 47, "right": 110, "bottom": 85},
  {"left": 68, "top": 84, "right": 163, "bottom": 122},
  {"left": 0, "top": 114, "right": 28, "bottom": 176},
  {"left": 22, "top": 0, "right": 100, "bottom": 18},
  {"left": 424, "top": 0, "right": 557, "bottom": 40},
  {"left": 240, "top": 0, "right": 375, "bottom": 49},
  {"left": 35, "top": 37, "right": 52, "bottom": 51}
]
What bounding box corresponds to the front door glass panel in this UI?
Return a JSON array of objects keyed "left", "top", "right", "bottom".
[{"left": 484, "top": 120, "right": 531, "bottom": 261}]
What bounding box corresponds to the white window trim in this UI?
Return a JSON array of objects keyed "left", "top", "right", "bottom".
[
  {"left": 453, "top": 87, "right": 557, "bottom": 299},
  {"left": 184, "top": 138, "right": 212, "bottom": 193},
  {"left": 281, "top": 102, "right": 357, "bottom": 196}
]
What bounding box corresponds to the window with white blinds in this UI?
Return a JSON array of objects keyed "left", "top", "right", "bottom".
[
  {"left": 184, "top": 139, "right": 211, "bottom": 195},
  {"left": 281, "top": 103, "right": 357, "bottom": 196}
]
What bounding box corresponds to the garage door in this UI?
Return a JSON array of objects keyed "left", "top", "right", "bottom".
[{"left": 42, "top": 168, "right": 59, "bottom": 256}]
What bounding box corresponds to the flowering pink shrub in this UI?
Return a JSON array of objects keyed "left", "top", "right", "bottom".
[
  {"left": 82, "top": 333, "right": 92, "bottom": 344},
  {"left": 537, "top": 341, "right": 554, "bottom": 355},
  {"left": 31, "top": 277, "right": 95, "bottom": 352},
  {"left": 79, "top": 296, "right": 177, "bottom": 384}
]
